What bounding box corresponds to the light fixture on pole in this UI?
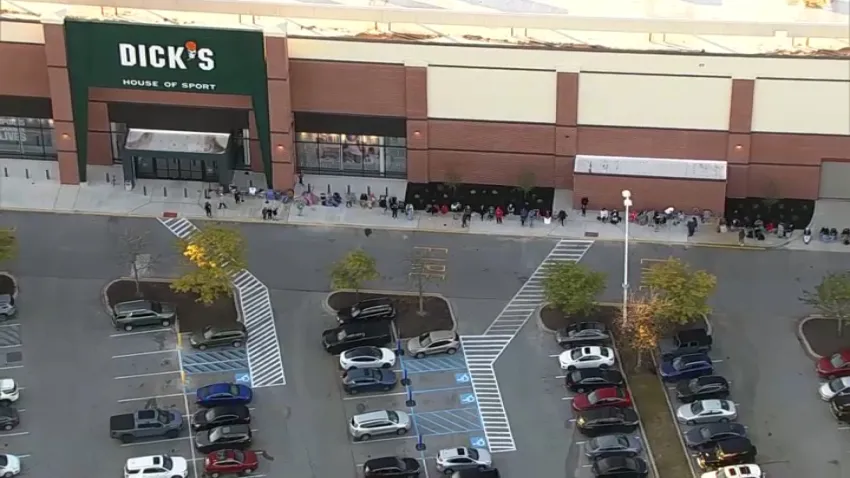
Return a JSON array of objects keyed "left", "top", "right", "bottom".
[{"left": 622, "top": 190, "right": 632, "bottom": 322}]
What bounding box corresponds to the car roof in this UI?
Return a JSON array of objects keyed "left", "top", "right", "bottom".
[
  {"left": 344, "top": 346, "right": 381, "bottom": 356},
  {"left": 438, "top": 447, "right": 470, "bottom": 459},
  {"left": 217, "top": 424, "right": 251, "bottom": 434},
  {"left": 425, "top": 330, "right": 457, "bottom": 341},
  {"left": 580, "top": 406, "right": 624, "bottom": 418},
  {"left": 597, "top": 456, "right": 638, "bottom": 470},
  {"left": 834, "top": 394, "right": 850, "bottom": 406},
  {"left": 204, "top": 323, "right": 246, "bottom": 333},
  {"left": 115, "top": 300, "right": 154, "bottom": 312},
  {"left": 207, "top": 404, "right": 249, "bottom": 416},
  {"left": 345, "top": 368, "right": 380, "bottom": 379},
  {"left": 354, "top": 410, "right": 390, "bottom": 422},
  {"left": 126, "top": 455, "right": 166, "bottom": 469},
  {"left": 574, "top": 321, "right": 606, "bottom": 330},
  {"left": 714, "top": 437, "right": 752, "bottom": 451},
  {"left": 679, "top": 353, "right": 710, "bottom": 362},
  {"left": 696, "top": 375, "right": 728, "bottom": 385},
  {"left": 676, "top": 327, "right": 709, "bottom": 340},
  {"left": 701, "top": 399, "right": 726, "bottom": 409},
  {"left": 364, "top": 456, "right": 403, "bottom": 468},
  {"left": 0, "top": 407, "right": 17, "bottom": 418},
  {"left": 353, "top": 297, "right": 393, "bottom": 307}
]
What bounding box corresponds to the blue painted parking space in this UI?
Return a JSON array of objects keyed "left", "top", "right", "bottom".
[
  {"left": 402, "top": 352, "right": 467, "bottom": 374},
  {"left": 413, "top": 408, "right": 483, "bottom": 436},
  {"left": 182, "top": 349, "right": 249, "bottom": 375}
]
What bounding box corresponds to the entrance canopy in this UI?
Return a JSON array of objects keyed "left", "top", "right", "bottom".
[{"left": 124, "top": 129, "right": 230, "bottom": 155}]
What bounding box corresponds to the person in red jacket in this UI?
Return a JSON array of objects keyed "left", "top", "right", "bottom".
[
  {"left": 495, "top": 206, "right": 504, "bottom": 224},
  {"left": 440, "top": 204, "right": 449, "bottom": 215}
]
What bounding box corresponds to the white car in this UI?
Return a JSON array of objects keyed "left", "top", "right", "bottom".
[
  {"left": 124, "top": 455, "right": 188, "bottom": 478},
  {"left": 435, "top": 447, "right": 493, "bottom": 474},
  {"left": 820, "top": 376, "right": 850, "bottom": 401},
  {"left": 700, "top": 464, "right": 763, "bottom": 478},
  {"left": 676, "top": 399, "right": 737, "bottom": 425},
  {"left": 0, "top": 380, "right": 18, "bottom": 404},
  {"left": 559, "top": 346, "right": 615, "bottom": 370},
  {"left": 339, "top": 346, "right": 396, "bottom": 371},
  {"left": 0, "top": 454, "right": 20, "bottom": 477}
]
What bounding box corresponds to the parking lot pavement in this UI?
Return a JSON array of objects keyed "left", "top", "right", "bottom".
[{"left": 0, "top": 323, "right": 33, "bottom": 468}]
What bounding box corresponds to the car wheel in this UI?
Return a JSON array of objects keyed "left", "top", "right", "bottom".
[
  {"left": 359, "top": 434, "right": 371, "bottom": 441},
  {"left": 567, "top": 366, "right": 576, "bottom": 371},
  {"left": 165, "top": 429, "right": 179, "bottom": 438},
  {"left": 0, "top": 401, "right": 9, "bottom": 406},
  {"left": 349, "top": 389, "right": 358, "bottom": 395},
  {"left": 382, "top": 363, "right": 392, "bottom": 368},
  {"left": 599, "top": 364, "right": 609, "bottom": 369},
  {"left": 232, "top": 340, "right": 243, "bottom": 348},
  {"left": 2, "top": 424, "right": 10, "bottom": 431},
  {"left": 161, "top": 319, "right": 171, "bottom": 327},
  {"left": 686, "top": 420, "right": 695, "bottom": 425},
  {"left": 719, "top": 418, "right": 729, "bottom": 423},
  {"left": 446, "top": 348, "right": 457, "bottom": 355},
  {"left": 383, "top": 386, "right": 392, "bottom": 391},
  {"left": 121, "top": 434, "right": 134, "bottom": 444},
  {"left": 443, "top": 469, "right": 454, "bottom": 475},
  {"left": 243, "top": 468, "right": 257, "bottom": 475},
  {"left": 0, "top": 314, "right": 7, "bottom": 322},
  {"left": 211, "top": 474, "right": 220, "bottom": 478},
  {"left": 577, "top": 388, "right": 586, "bottom": 393},
  {"left": 348, "top": 366, "right": 357, "bottom": 370},
  {"left": 478, "top": 465, "right": 489, "bottom": 471},
  {"left": 828, "top": 375, "right": 837, "bottom": 380},
  {"left": 124, "top": 324, "right": 133, "bottom": 331},
  {"left": 3, "top": 473, "right": 13, "bottom": 478},
  {"left": 397, "top": 428, "right": 409, "bottom": 435},
  {"left": 198, "top": 344, "right": 207, "bottom": 351},
  {"left": 415, "top": 352, "right": 426, "bottom": 359}
]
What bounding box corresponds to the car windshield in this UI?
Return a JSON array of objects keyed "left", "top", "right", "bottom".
[
  {"left": 157, "top": 411, "right": 170, "bottom": 424},
  {"left": 350, "top": 307, "right": 361, "bottom": 317},
  {"left": 337, "top": 330, "right": 348, "bottom": 341},
  {"left": 229, "top": 385, "right": 241, "bottom": 396},
  {"left": 233, "top": 450, "right": 244, "bottom": 462},
  {"left": 0, "top": 456, "right": 7, "bottom": 466},
  {"left": 419, "top": 333, "right": 432, "bottom": 347},
  {"left": 690, "top": 402, "right": 704, "bottom": 414},
  {"left": 467, "top": 448, "right": 479, "bottom": 460},
  {"left": 699, "top": 427, "right": 714, "bottom": 439},
  {"left": 209, "top": 428, "right": 224, "bottom": 442},
  {"left": 587, "top": 391, "right": 601, "bottom": 403},
  {"left": 570, "top": 349, "right": 584, "bottom": 360},
  {"left": 673, "top": 357, "right": 687, "bottom": 370},
  {"left": 386, "top": 411, "right": 399, "bottom": 423},
  {"left": 151, "top": 302, "right": 162, "bottom": 313},
  {"left": 205, "top": 409, "right": 219, "bottom": 421},
  {"left": 832, "top": 354, "right": 847, "bottom": 368},
  {"left": 162, "top": 456, "right": 173, "bottom": 470},
  {"left": 203, "top": 326, "right": 215, "bottom": 339},
  {"left": 830, "top": 379, "right": 849, "bottom": 392}
]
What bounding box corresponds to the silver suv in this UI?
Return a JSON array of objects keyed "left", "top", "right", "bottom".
[
  {"left": 406, "top": 330, "right": 460, "bottom": 358},
  {"left": 112, "top": 300, "right": 177, "bottom": 331},
  {"left": 348, "top": 410, "right": 411, "bottom": 441},
  {"left": 0, "top": 295, "right": 16, "bottom": 321}
]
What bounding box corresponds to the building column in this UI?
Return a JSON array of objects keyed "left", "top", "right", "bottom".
[
  {"left": 264, "top": 34, "right": 294, "bottom": 190},
  {"left": 555, "top": 67, "right": 579, "bottom": 191},
  {"left": 726, "top": 78, "right": 755, "bottom": 198},
  {"left": 405, "top": 62, "right": 428, "bottom": 183},
  {"left": 43, "top": 19, "right": 79, "bottom": 184},
  {"left": 87, "top": 101, "right": 113, "bottom": 165}
]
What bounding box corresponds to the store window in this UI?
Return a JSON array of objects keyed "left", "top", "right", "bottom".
[
  {"left": 0, "top": 117, "right": 57, "bottom": 160},
  {"left": 295, "top": 132, "right": 407, "bottom": 179}
]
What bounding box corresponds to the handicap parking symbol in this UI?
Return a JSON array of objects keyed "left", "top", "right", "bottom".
[
  {"left": 460, "top": 393, "right": 476, "bottom": 405},
  {"left": 455, "top": 373, "right": 470, "bottom": 384},
  {"left": 235, "top": 372, "right": 251, "bottom": 384},
  {"left": 470, "top": 436, "right": 487, "bottom": 448}
]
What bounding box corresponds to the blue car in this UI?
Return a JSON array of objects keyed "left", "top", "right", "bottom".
[
  {"left": 196, "top": 382, "right": 253, "bottom": 407},
  {"left": 659, "top": 354, "right": 713, "bottom": 382}
]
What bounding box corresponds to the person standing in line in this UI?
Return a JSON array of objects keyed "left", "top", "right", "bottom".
[
  {"left": 234, "top": 190, "right": 242, "bottom": 204},
  {"left": 558, "top": 210, "right": 567, "bottom": 226},
  {"left": 390, "top": 201, "right": 399, "bottom": 219},
  {"left": 204, "top": 201, "right": 213, "bottom": 217},
  {"left": 520, "top": 207, "right": 529, "bottom": 226},
  {"left": 495, "top": 206, "right": 504, "bottom": 224},
  {"left": 738, "top": 228, "right": 746, "bottom": 246},
  {"left": 580, "top": 197, "right": 589, "bottom": 217}
]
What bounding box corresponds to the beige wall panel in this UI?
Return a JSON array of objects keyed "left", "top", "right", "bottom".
[
  {"left": 577, "top": 73, "right": 731, "bottom": 130},
  {"left": 288, "top": 39, "right": 849, "bottom": 81},
  {"left": 427, "top": 67, "right": 556, "bottom": 123},
  {"left": 752, "top": 79, "right": 850, "bottom": 135}
]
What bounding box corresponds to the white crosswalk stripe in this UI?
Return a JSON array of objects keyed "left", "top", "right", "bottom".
[
  {"left": 459, "top": 240, "right": 595, "bottom": 453},
  {"left": 158, "top": 217, "right": 286, "bottom": 387}
]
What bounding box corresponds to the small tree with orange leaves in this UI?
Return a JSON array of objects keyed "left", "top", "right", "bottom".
[
  {"left": 616, "top": 294, "right": 669, "bottom": 370},
  {"left": 172, "top": 224, "right": 246, "bottom": 305}
]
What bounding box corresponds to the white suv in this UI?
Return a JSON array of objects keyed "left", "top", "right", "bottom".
[
  {"left": 0, "top": 379, "right": 19, "bottom": 404},
  {"left": 348, "top": 410, "right": 411, "bottom": 441},
  {"left": 124, "top": 455, "right": 188, "bottom": 478}
]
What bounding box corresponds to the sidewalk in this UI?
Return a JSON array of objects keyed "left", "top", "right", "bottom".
[{"left": 0, "top": 176, "right": 801, "bottom": 251}]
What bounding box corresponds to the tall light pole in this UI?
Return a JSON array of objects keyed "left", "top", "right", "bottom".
[{"left": 622, "top": 190, "right": 632, "bottom": 323}]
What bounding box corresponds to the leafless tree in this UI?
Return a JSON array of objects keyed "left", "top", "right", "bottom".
[
  {"left": 407, "top": 248, "right": 445, "bottom": 316},
  {"left": 114, "top": 226, "right": 159, "bottom": 297}
]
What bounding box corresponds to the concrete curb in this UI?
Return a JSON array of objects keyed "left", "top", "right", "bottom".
[
  {"left": 323, "top": 288, "right": 458, "bottom": 335},
  {"left": 1, "top": 206, "right": 780, "bottom": 252},
  {"left": 797, "top": 314, "right": 826, "bottom": 360},
  {"left": 651, "top": 352, "right": 699, "bottom": 478},
  {"left": 536, "top": 303, "right": 555, "bottom": 334},
  {"left": 101, "top": 277, "right": 175, "bottom": 318},
  {"left": 0, "top": 272, "right": 18, "bottom": 300}
]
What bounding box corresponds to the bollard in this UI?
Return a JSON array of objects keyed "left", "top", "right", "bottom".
[
  {"left": 401, "top": 368, "right": 410, "bottom": 387},
  {"left": 249, "top": 179, "right": 254, "bottom": 188},
  {"left": 415, "top": 434, "right": 426, "bottom": 451},
  {"left": 24, "top": 169, "right": 29, "bottom": 179},
  {"left": 405, "top": 387, "right": 416, "bottom": 407},
  {"left": 143, "top": 186, "right": 148, "bottom": 196},
  {"left": 163, "top": 187, "right": 167, "bottom": 197},
  {"left": 184, "top": 188, "right": 188, "bottom": 198},
  {"left": 3, "top": 167, "right": 6, "bottom": 177},
  {"left": 45, "top": 169, "right": 50, "bottom": 180},
  {"left": 326, "top": 184, "right": 331, "bottom": 194},
  {"left": 396, "top": 339, "right": 403, "bottom": 355},
  {"left": 105, "top": 173, "right": 110, "bottom": 183},
  {"left": 347, "top": 185, "right": 351, "bottom": 194},
  {"left": 367, "top": 186, "right": 371, "bottom": 195}
]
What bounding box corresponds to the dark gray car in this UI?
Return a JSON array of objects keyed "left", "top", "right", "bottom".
[
  {"left": 190, "top": 324, "right": 248, "bottom": 350},
  {"left": 112, "top": 300, "right": 176, "bottom": 331},
  {"left": 585, "top": 434, "right": 642, "bottom": 459},
  {"left": 556, "top": 322, "right": 609, "bottom": 347}
]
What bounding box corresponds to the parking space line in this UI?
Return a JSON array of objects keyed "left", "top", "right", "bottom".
[
  {"left": 110, "top": 328, "right": 172, "bottom": 338},
  {"left": 120, "top": 436, "right": 190, "bottom": 447},
  {"left": 0, "top": 324, "right": 18, "bottom": 329},
  {"left": 0, "top": 432, "right": 28, "bottom": 438},
  {"left": 112, "top": 350, "right": 177, "bottom": 359},
  {"left": 0, "top": 344, "right": 19, "bottom": 349},
  {"left": 0, "top": 365, "right": 22, "bottom": 371},
  {"left": 118, "top": 393, "right": 184, "bottom": 403},
  {"left": 114, "top": 370, "right": 181, "bottom": 380},
  {"left": 175, "top": 322, "right": 199, "bottom": 478},
  {"left": 342, "top": 385, "right": 472, "bottom": 401},
  {"left": 351, "top": 435, "right": 417, "bottom": 444}
]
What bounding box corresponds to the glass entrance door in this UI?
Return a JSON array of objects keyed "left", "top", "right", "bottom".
[{"left": 134, "top": 156, "right": 219, "bottom": 182}]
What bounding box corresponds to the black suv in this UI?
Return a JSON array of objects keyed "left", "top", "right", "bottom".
[
  {"left": 565, "top": 368, "right": 624, "bottom": 393},
  {"left": 659, "top": 327, "right": 712, "bottom": 359},
  {"left": 337, "top": 298, "right": 396, "bottom": 324},
  {"left": 112, "top": 300, "right": 177, "bottom": 331},
  {"left": 364, "top": 456, "right": 421, "bottom": 477},
  {"left": 676, "top": 375, "right": 730, "bottom": 403},
  {"left": 697, "top": 437, "right": 757, "bottom": 470},
  {"left": 451, "top": 468, "right": 500, "bottom": 478},
  {"left": 190, "top": 324, "right": 248, "bottom": 350},
  {"left": 322, "top": 321, "right": 393, "bottom": 355},
  {"left": 832, "top": 394, "right": 850, "bottom": 422},
  {"left": 576, "top": 407, "right": 639, "bottom": 437}
]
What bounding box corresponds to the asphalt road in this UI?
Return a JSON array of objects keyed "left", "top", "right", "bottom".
[{"left": 5, "top": 210, "right": 850, "bottom": 477}]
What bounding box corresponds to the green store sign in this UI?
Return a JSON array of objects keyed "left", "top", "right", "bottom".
[{"left": 64, "top": 19, "right": 272, "bottom": 183}]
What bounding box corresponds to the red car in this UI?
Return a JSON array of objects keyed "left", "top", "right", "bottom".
[
  {"left": 572, "top": 386, "right": 632, "bottom": 411},
  {"left": 203, "top": 449, "right": 259, "bottom": 477},
  {"left": 817, "top": 350, "right": 850, "bottom": 379}
]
